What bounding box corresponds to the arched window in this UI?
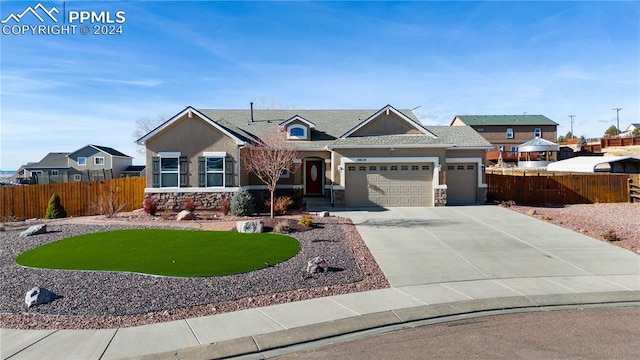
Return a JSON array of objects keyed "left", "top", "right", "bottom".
[{"left": 288, "top": 125, "right": 307, "bottom": 139}]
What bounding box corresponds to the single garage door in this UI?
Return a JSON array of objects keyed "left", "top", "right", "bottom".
[
  {"left": 345, "top": 163, "right": 433, "bottom": 207},
  {"left": 446, "top": 163, "right": 477, "bottom": 204}
]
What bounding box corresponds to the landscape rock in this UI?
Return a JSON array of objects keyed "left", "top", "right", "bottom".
[
  {"left": 175, "top": 210, "right": 196, "bottom": 221},
  {"left": 307, "top": 256, "right": 329, "bottom": 273},
  {"left": 319, "top": 211, "right": 330, "bottom": 218},
  {"left": 236, "top": 220, "right": 263, "bottom": 233},
  {"left": 19, "top": 224, "right": 47, "bottom": 237},
  {"left": 25, "top": 287, "right": 60, "bottom": 308},
  {"left": 0, "top": 224, "right": 5, "bottom": 232}
]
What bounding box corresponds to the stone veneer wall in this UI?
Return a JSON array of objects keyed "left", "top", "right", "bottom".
[
  {"left": 146, "top": 192, "right": 234, "bottom": 212},
  {"left": 478, "top": 187, "right": 488, "bottom": 204},
  {"left": 332, "top": 189, "right": 345, "bottom": 207},
  {"left": 434, "top": 188, "right": 447, "bottom": 206}
]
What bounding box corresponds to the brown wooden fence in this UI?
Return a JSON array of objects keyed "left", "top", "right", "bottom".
[
  {"left": 487, "top": 173, "right": 640, "bottom": 205},
  {"left": 0, "top": 177, "right": 146, "bottom": 220}
]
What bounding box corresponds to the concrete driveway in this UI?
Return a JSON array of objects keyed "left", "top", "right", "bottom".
[{"left": 338, "top": 206, "right": 640, "bottom": 287}]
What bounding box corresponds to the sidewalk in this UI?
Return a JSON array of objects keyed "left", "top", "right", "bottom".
[{"left": 3, "top": 206, "right": 640, "bottom": 359}]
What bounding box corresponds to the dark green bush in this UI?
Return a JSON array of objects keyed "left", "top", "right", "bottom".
[
  {"left": 230, "top": 190, "right": 254, "bottom": 216},
  {"left": 45, "top": 193, "right": 67, "bottom": 219}
]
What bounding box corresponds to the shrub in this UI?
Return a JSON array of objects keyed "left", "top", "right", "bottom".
[
  {"left": 266, "top": 196, "right": 294, "bottom": 216},
  {"left": 299, "top": 215, "right": 313, "bottom": 228},
  {"left": 230, "top": 190, "right": 254, "bottom": 216},
  {"left": 273, "top": 221, "right": 291, "bottom": 234},
  {"left": 603, "top": 229, "right": 621, "bottom": 242},
  {"left": 182, "top": 198, "right": 196, "bottom": 212},
  {"left": 500, "top": 200, "right": 515, "bottom": 208},
  {"left": 91, "top": 186, "right": 125, "bottom": 217},
  {"left": 143, "top": 197, "right": 158, "bottom": 215},
  {"left": 45, "top": 193, "right": 67, "bottom": 219},
  {"left": 220, "top": 200, "right": 231, "bottom": 216}
]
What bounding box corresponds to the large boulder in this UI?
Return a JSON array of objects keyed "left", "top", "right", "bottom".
[
  {"left": 236, "top": 220, "right": 263, "bottom": 233},
  {"left": 25, "top": 287, "right": 60, "bottom": 308},
  {"left": 19, "top": 224, "right": 47, "bottom": 237},
  {"left": 176, "top": 210, "right": 197, "bottom": 221},
  {"left": 307, "top": 256, "right": 329, "bottom": 273}
]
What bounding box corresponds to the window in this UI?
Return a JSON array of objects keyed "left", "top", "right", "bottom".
[
  {"left": 73, "top": 174, "right": 82, "bottom": 181},
  {"left": 94, "top": 157, "right": 105, "bottom": 165},
  {"left": 78, "top": 157, "right": 86, "bottom": 166},
  {"left": 198, "top": 155, "right": 234, "bottom": 187},
  {"left": 511, "top": 146, "right": 518, "bottom": 152},
  {"left": 506, "top": 128, "right": 514, "bottom": 139},
  {"left": 534, "top": 128, "right": 542, "bottom": 137},
  {"left": 448, "top": 165, "right": 454, "bottom": 170},
  {"left": 390, "top": 165, "right": 398, "bottom": 171},
  {"left": 359, "top": 166, "right": 366, "bottom": 171},
  {"left": 379, "top": 165, "right": 387, "bottom": 171},
  {"left": 160, "top": 157, "right": 179, "bottom": 187},
  {"left": 467, "top": 165, "right": 475, "bottom": 170},
  {"left": 369, "top": 166, "right": 377, "bottom": 171},
  {"left": 50, "top": 170, "right": 59, "bottom": 176},
  {"left": 422, "top": 165, "right": 430, "bottom": 170},
  {"left": 401, "top": 165, "right": 409, "bottom": 171},
  {"left": 476, "top": 127, "right": 484, "bottom": 132},
  {"left": 457, "top": 165, "right": 465, "bottom": 170},
  {"left": 411, "top": 165, "right": 419, "bottom": 170},
  {"left": 287, "top": 125, "right": 307, "bottom": 139},
  {"left": 347, "top": 165, "right": 355, "bottom": 171},
  {"left": 279, "top": 170, "right": 291, "bottom": 179}
]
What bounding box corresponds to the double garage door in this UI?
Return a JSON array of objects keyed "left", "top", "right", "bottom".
[{"left": 345, "top": 163, "right": 433, "bottom": 207}]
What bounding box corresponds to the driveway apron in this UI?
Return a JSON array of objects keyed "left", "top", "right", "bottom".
[{"left": 339, "top": 206, "right": 640, "bottom": 287}]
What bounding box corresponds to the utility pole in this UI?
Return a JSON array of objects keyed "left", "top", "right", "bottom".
[
  {"left": 568, "top": 115, "right": 575, "bottom": 137},
  {"left": 612, "top": 108, "right": 622, "bottom": 136}
]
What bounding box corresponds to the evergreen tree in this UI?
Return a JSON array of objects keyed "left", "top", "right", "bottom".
[{"left": 45, "top": 193, "right": 67, "bottom": 219}]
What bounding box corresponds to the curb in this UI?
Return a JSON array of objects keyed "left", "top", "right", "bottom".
[{"left": 128, "top": 291, "right": 640, "bottom": 360}]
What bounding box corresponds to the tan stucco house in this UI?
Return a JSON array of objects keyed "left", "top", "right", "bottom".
[{"left": 136, "top": 104, "right": 492, "bottom": 209}]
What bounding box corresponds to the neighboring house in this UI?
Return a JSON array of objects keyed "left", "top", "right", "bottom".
[
  {"left": 12, "top": 145, "right": 133, "bottom": 184},
  {"left": 67, "top": 144, "right": 133, "bottom": 180},
  {"left": 451, "top": 115, "right": 558, "bottom": 165},
  {"left": 121, "top": 165, "right": 146, "bottom": 178},
  {"left": 620, "top": 123, "right": 640, "bottom": 137},
  {"left": 136, "top": 104, "right": 492, "bottom": 209}
]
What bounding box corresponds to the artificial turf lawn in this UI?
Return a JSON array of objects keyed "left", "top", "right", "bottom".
[{"left": 16, "top": 229, "right": 300, "bottom": 277}]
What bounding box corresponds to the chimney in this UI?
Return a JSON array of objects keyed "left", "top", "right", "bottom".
[{"left": 250, "top": 102, "right": 254, "bottom": 124}]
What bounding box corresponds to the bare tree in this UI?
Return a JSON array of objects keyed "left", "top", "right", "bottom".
[
  {"left": 242, "top": 127, "right": 300, "bottom": 218},
  {"left": 132, "top": 115, "right": 167, "bottom": 154}
]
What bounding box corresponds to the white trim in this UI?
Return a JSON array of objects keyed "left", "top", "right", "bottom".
[
  {"left": 340, "top": 105, "right": 437, "bottom": 139},
  {"left": 94, "top": 156, "right": 105, "bottom": 166},
  {"left": 77, "top": 157, "right": 87, "bottom": 166},
  {"left": 279, "top": 115, "right": 316, "bottom": 128},
  {"left": 73, "top": 174, "right": 82, "bottom": 181},
  {"left": 203, "top": 151, "right": 227, "bottom": 157},
  {"left": 158, "top": 151, "right": 181, "bottom": 157},
  {"left": 287, "top": 124, "right": 307, "bottom": 140},
  {"left": 145, "top": 187, "right": 241, "bottom": 194},
  {"left": 445, "top": 157, "right": 486, "bottom": 188},
  {"left": 136, "top": 106, "right": 246, "bottom": 146}
]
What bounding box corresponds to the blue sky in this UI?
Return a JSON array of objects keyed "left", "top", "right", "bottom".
[{"left": 1, "top": 0, "right": 639, "bottom": 170}]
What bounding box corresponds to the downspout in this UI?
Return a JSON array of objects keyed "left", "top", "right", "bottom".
[{"left": 237, "top": 145, "right": 245, "bottom": 190}]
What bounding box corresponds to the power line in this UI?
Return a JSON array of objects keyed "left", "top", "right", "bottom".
[{"left": 612, "top": 108, "right": 622, "bottom": 136}]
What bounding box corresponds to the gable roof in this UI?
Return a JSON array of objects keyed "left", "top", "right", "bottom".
[
  {"left": 278, "top": 115, "right": 316, "bottom": 128},
  {"left": 453, "top": 115, "right": 558, "bottom": 126},
  {"left": 136, "top": 107, "right": 246, "bottom": 145},
  {"left": 341, "top": 104, "right": 436, "bottom": 138},
  {"left": 23, "top": 152, "right": 70, "bottom": 169},
  {"left": 67, "top": 144, "right": 132, "bottom": 158},
  {"left": 136, "top": 105, "right": 491, "bottom": 150}
]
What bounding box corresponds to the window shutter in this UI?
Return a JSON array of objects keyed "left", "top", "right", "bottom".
[
  {"left": 152, "top": 156, "right": 160, "bottom": 187},
  {"left": 225, "top": 156, "right": 234, "bottom": 187},
  {"left": 179, "top": 156, "right": 188, "bottom": 187},
  {"left": 198, "top": 156, "right": 206, "bottom": 187}
]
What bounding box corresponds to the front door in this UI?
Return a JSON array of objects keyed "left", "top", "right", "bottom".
[{"left": 305, "top": 160, "right": 323, "bottom": 195}]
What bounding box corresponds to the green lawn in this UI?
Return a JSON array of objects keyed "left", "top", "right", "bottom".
[{"left": 16, "top": 229, "right": 300, "bottom": 277}]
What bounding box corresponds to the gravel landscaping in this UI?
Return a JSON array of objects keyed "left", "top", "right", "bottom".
[
  {"left": 0, "top": 216, "right": 389, "bottom": 330},
  {"left": 506, "top": 203, "right": 640, "bottom": 254}
]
